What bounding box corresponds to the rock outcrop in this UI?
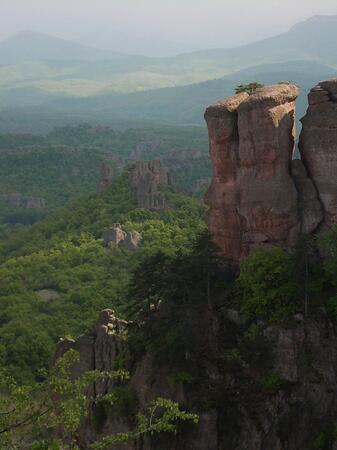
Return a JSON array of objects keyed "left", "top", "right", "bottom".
[
  {"left": 102, "top": 223, "right": 127, "bottom": 246},
  {"left": 55, "top": 308, "right": 337, "bottom": 450},
  {"left": 97, "top": 163, "right": 114, "bottom": 192},
  {"left": 54, "top": 309, "right": 129, "bottom": 414},
  {"left": 299, "top": 79, "right": 337, "bottom": 228},
  {"left": 205, "top": 80, "right": 337, "bottom": 263},
  {"left": 205, "top": 84, "right": 301, "bottom": 262},
  {"left": 102, "top": 223, "right": 142, "bottom": 251},
  {"left": 130, "top": 160, "right": 173, "bottom": 210},
  {"left": 121, "top": 230, "right": 142, "bottom": 251}
]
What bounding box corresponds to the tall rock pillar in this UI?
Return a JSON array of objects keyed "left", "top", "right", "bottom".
[
  {"left": 205, "top": 84, "right": 300, "bottom": 263},
  {"left": 299, "top": 79, "right": 337, "bottom": 228}
]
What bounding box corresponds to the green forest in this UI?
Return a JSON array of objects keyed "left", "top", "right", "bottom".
[
  {"left": 0, "top": 124, "right": 209, "bottom": 227},
  {"left": 3, "top": 8, "right": 337, "bottom": 450}
]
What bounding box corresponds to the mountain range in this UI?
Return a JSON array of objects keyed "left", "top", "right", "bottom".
[{"left": 0, "top": 15, "right": 337, "bottom": 133}]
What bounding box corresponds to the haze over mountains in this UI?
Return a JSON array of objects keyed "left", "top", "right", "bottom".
[{"left": 1, "top": 14, "right": 337, "bottom": 133}]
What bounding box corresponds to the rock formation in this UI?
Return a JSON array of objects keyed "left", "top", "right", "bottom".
[
  {"left": 299, "top": 79, "right": 337, "bottom": 228},
  {"left": 55, "top": 308, "right": 337, "bottom": 450},
  {"left": 205, "top": 84, "right": 302, "bottom": 262},
  {"left": 97, "top": 163, "right": 114, "bottom": 192},
  {"left": 130, "top": 160, "right": 173, "bottom": 210},
  {"left": 204, "top": 80, "right": 337, "bottom": 263},
  {"left": 121, "top": 230, "right": 142, "bottom": 251},
  {"left": 102, "top": 223, "right": 142, "bottom": 251},
  {"left": 102, "top": 223, "right": 127, "bottom": 246}
]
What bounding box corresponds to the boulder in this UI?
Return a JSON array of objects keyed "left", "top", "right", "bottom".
[
  {"left": 103, "top": 224, "right": 142, "bottom": 251},
  {"left": 120, "top": 230, "right": 142, "bottom": 251},
  {"left": 102, "top": 223, "right": 126, "bottom": 246}
]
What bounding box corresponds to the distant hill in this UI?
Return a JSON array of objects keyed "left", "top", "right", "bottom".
[
  {"left": 1, "top": 16, "right": 337, "bottom": 133},
  {"left": 0, "top": 31, "right": 117, "bottom": 64},
  {"left": 177, "top": 15, "right": 337, "bottom": 74},
  {"left": 1, "top": 16, "right": 337, "bottom": 99},
  {"left": 0, "top": 60, "right": 335, "bottom": 134}
]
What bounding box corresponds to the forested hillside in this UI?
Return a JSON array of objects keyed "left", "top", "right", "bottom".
[
  {"left": 0, "top": 171, "right": 206, "bottom": 382},
  {"left": 0, "top": 124, "right": 209, "bottom": 226}
]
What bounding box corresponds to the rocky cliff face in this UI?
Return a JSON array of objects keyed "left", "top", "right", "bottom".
[
  {"left": 299, "top": 79, "right": 337, "bottom": 228},
  {"left": 205, "top": 84, "right": 302, "bottom": 262},
  {"left": 130, "top": 160, "right": 173, "bottom": 210},
  {"left": 205, "top": 81, "right": 337, "bottom": 263},
  {"left": 55, "top": 308, "right": 337, "bottom": 450},
  {"left": 52, "top": 79, "right": 337, "bottom": 450}
]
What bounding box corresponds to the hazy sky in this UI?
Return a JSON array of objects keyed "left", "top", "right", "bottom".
[{"left": 2, "top": 0, "right": 337, "bottom": 53}]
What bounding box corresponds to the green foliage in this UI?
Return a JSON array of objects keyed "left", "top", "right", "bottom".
[
  {"left": 1, "top": 349, "right": 197, "bottom": 449},
  {"left": 0, "top": 124, "right": 209, "bottom": 225},
  {"left": 221, "top": 349, "right": 243, "bottom": 369},
  {"left": 259, "top": 373, "right": 283, "bottom": 394},
  {"left": 0, "top": 173, "right": 205, "bottom": 381},
  {"left": 0, "top": 349, "right": 127, "bottom": 449},
  {"left": 310, "top": 423, "right": 337, "bottom": 450},
  {"left": 235, "top": 82, "right": 264, "bottom": 94},
  {"left": 238, "top": 248, "right": 298, "bottom": 322},
  {"left": 90, "top": 398, "right": 199, "bottom": 450},
  {"left": 106, "top": 385, "right": 139, "bottom": 418},
  {"left": 171, "top": 371, "right": 195, "bottom": 385},
  {"left": 127, "top": 231, "right": 231, "bottom": 365}
]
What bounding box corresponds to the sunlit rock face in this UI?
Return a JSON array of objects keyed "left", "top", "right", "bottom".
[{"left": 205, "top": 84, "right": 301, "bottom": 263}]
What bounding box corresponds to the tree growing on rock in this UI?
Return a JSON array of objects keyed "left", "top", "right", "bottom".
[{"left": 235, "top": 82, "right": 264, "bottom": 95}]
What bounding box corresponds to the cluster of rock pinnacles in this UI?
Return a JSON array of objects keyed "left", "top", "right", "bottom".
[{"left": 205, "top": 79, "right": 337, "bottom": 264}]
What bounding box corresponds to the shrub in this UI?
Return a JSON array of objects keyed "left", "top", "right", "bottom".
[
  {"left": 172, "top": 371, "right": 195, "bottom": 385},
  {"left": 221, "top": 349, "right": 242, "bottom": 369},
  {"left": 259, "top": 373, "right": 283, "bottom": 394},
  {"left": 238, "top": 248, "right": 297, "bottom": 322}
]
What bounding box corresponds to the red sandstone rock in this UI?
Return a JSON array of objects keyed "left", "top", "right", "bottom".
[
  {"left": 299, "top": 79, "right": 337, "bottom": 228},
  {"left": 205, "top": 84, "right": 300, "bottom": 263}
]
